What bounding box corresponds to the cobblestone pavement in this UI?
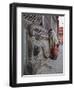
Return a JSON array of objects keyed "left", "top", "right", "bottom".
[{"left": 37, "top": 45, "right": 63, "bottom": 74}]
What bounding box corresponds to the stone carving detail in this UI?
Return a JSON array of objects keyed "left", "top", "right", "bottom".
[{"left": 22, "top": 14, "right": 59, "bottom": 75}]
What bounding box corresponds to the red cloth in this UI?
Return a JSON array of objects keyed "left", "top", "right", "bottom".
[{"left": 50, "top": 44, "right": 59, "bottom": 60}]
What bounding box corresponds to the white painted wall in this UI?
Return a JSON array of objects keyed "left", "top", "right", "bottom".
[{"left": 0, "top": 0, "right": 74, "bottom": 89}]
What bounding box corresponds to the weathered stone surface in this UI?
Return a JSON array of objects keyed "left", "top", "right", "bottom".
[{"left": 22, "top": 14, "right": 62, "bottom": 75}]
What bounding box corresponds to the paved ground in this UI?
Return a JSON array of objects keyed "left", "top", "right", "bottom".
[{"left": 37, "top": 44, "right": 63, "bottom": 74}]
